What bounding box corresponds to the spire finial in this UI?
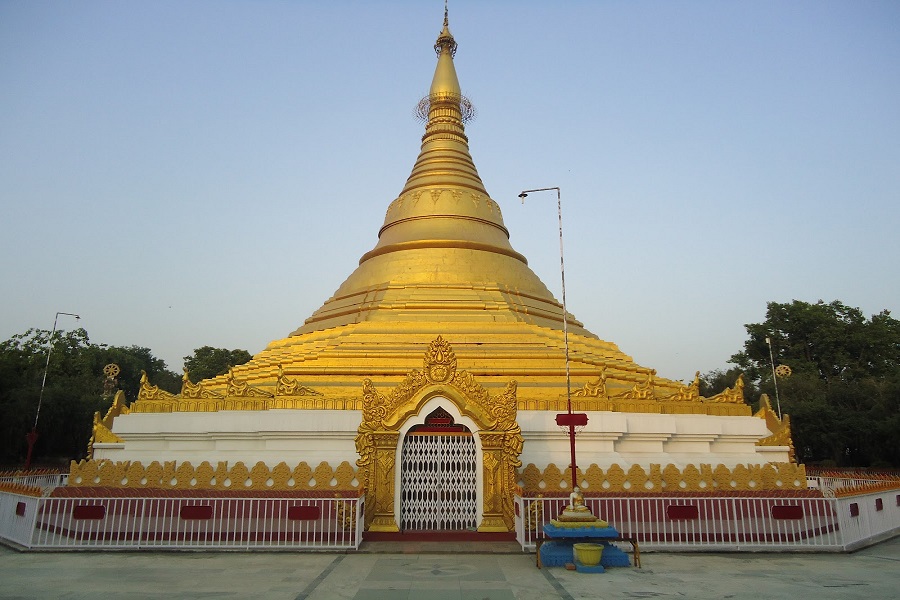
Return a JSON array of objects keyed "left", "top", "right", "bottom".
[
  {"left": 416, "top": 2, "right": 474, "bottom": 125},
  {"left": 435, "top": 1, "right": 457, "bottom": 57}
]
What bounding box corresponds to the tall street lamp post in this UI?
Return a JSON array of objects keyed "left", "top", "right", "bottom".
[
  {"left": 765, "top": 336, "right": 783, "bottom": 419},
  {"left": 518, "top": 187, "right": 587, "bottom": 491},
  {"left": 25, "top": 311, "right": 80, "bottom": 470}
]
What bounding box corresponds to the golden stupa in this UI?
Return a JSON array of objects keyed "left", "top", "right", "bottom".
[
  {"left": 140, "top": 11, "right": 708, "bottom": 411},
  {"left": 87, "top": 10, "right": 798, "bottom": 534}
]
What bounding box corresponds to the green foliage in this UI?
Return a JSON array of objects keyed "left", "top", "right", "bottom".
[
  {"left": 182, "top": 346, "right": 253, "bottom": 382},
  {"left": 727, "top": 300, "right": 900, "bottom": 467},
  {"left": 0, "top": 328, "right": 179, "bottom": 466}
]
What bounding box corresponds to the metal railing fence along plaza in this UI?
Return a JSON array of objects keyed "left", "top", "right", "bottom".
[
  {"left": 515, "top": 484, "right": 900, "bottom": 553},
  {"left": 1, "top": 492, "right": 364, "bottom": 551},
  {"left": 2, "top": 475, "right": 898, "bottom": 553}
]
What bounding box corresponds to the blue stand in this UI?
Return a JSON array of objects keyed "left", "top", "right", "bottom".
[{"left": 539, "top": 523, "right": 632, "bottom": 571}]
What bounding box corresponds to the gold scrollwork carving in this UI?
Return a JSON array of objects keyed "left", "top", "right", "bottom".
[
  {"left": 276, "top": 365, "right": 323, "bottom": 397},
  {"left": 667, "top": 371, "right": 702, "bottom": 402},
  {"left": 226, "top": 368, "right": 273, "bottom": 398},
  {"left": 573, "top": 369, "right": 608, "bottom": 399},
  {"left": 181, "top": 368, "right": 224, "bottom": 400},
  {"left": 616, "top": 370, "right": 657, "bottom": 401},
  {"left": 136, "top": 370, "right": 177, "bottom": 404},
  {"left": 424, "top": 335, "right": 457, "bottom": 383},
  {"left": 706, "top": 374, "right": 745, "bottom": 404}
]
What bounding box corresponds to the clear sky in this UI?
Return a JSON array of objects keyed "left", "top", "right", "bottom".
[{"left": 1, "top": 1, "right": 898, "bottom": 383}]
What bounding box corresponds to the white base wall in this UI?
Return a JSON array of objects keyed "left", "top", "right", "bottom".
[
  {"left": 95, "top": 410, "right": 361, "bottom": 467},
  {"left": 518, "top": 411, "right": 789, "bottom": 469},
  {"left": 95, "top": 408, "right": 789, "bottom": 469}
]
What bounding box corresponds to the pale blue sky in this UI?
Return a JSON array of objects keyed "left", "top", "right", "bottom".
[{"left": 1, "top": 1, "right": 898, "bottom": 382}]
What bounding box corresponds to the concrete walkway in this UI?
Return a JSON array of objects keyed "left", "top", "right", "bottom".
[{"left": 0, "top": 537, "right": 897, "bottom": 600}]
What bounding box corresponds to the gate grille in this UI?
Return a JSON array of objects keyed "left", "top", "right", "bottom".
[{"left": 400, "top": 432, "right": 477, "bottom": 531}]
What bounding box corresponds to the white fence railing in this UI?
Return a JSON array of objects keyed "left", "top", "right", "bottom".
[
  {"left": 4, "top": 486, "right": 897, "bottom": 553},
  {"left": 832, "top": 490, "right": 900, "bottom": 551},
  {"left": 0, "top": 473, "right": 68, "bottom": 491},
  {"left": 0, "top": 492, "right": 41, "bottom": 548},
  {"left": 515, "top": 490, "right": 900, "bottom": 552},
  {"left": 809, "top": 476, "right": 890, "bottom": 498},
  {"left": 1, "top": 493, "right": 364, "bottom": 551}
]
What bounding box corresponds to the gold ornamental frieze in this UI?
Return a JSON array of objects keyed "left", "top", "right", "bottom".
[
  {"left": 564, "top": 369, "right": 750, "bottom": 416},
  {"left": 385, "top": 189, "right": 502, "bottom": 221},
  {"left": 518, "top": 461, "right": 808, "bottom": 495},
  {"left": 130, "top": 365, "right": 339, "bottom": 413},
  {"left": 68, "top": 459, "right": 361, "bottom": 492},
  {"left": 355, "top": 336, "right": 523, "bottom": 532}
]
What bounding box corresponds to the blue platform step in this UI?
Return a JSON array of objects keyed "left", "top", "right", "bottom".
[{"left": 539, "top": 523, "right": 632, "bottom": 570}]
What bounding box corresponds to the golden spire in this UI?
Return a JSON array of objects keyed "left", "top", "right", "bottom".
[
  {"left": 358, "top": 7, "right": 520, "bottom": 267},
  {"left": 292, "top": 8, "right": 579, "bottom": 336}
]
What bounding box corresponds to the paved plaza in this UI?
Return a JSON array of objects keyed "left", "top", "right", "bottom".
[{"left": 0, "top": 537, "right": 898, "bottom": 600}]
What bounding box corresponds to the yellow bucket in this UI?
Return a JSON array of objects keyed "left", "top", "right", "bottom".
[{"left": 573, "top": 543, "right": 603, "bottom": 566}]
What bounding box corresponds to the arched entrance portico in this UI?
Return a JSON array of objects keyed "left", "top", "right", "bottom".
[{"left": 355, "top": 336, "right": 522, "bottom": 533}]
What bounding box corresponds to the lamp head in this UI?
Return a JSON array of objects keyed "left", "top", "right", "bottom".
[{"left": 518, "top": 192, "right": 528, "bottom": 198}]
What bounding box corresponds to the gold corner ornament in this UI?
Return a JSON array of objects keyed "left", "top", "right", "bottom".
[
  {"left": 755, "top": 394, "right": 796, "bottom": 462},
  {"left": 355, "top": 336, "right": 523, "bottom": 533},
  {"left": 87, "top": 390, "right": 130, "bottom": 458}
]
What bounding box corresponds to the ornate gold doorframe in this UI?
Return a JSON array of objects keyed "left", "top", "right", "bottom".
[{"left": 355, "top": 336, "right": 522, "bottom": 532}]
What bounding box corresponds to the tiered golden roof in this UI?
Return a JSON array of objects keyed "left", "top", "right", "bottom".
[{"left": 135, "top": 13, "right": 748, "bottom": 417}]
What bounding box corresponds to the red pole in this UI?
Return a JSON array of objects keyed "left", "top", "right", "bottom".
[
  {"left": 24, "top": 429, "right": 38, "bottom": 471},
  {"left": 568, "top": 423, "right": 577, "bottom": 489}
]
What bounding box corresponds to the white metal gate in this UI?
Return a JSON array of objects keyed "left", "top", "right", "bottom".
[{"left": 400, "top": 431, "right": 477, "bottom": 531}]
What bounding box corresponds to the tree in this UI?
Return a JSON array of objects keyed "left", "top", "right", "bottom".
[
  {"left": 732, "top": 300, "right": 899, "bottom": 384},
  {"left": 0, "top": 328, "right": 179, "bottom": 466},
  {"left": 182, "top": 346, "right": 253, "bottom": 382},
  {"left": 728, "top": 300, "right": 900, "bottom": 467}
]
